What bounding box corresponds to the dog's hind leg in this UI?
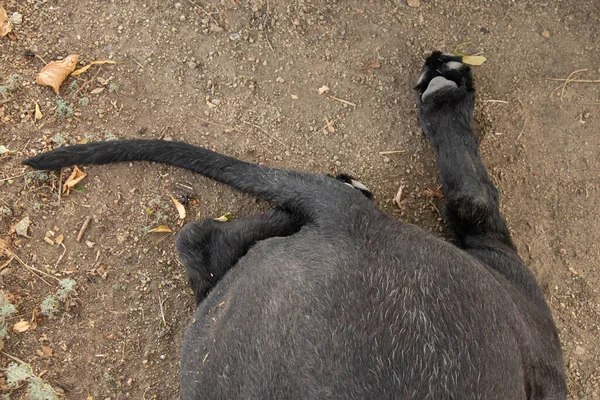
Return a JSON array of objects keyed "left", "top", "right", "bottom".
[
  {"left": 415, "top": 52, "right": 545, "bottom": 302},
  {"left": 176, "top": 208, "right": 303, "bottom": 304}
]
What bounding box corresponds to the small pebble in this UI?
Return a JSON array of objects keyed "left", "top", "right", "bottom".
[
  {"left": 542, "top": 30, "right": 551, "bottom": 38},
  {"left": 10, "top": 12, "right": 23, "bottom": 25},
  {"left": 276, "top": 77, "right": 285, "bottom": 83},
  {"left": 187, "top": 61, "right": 197, "bottom": 70},
  {"left": 406, "top": 0, "right": 420, "bottom": 8}
]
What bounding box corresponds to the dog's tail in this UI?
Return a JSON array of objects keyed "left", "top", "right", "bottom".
[{"left": 24, "top": 139, "right": 362, "bottom": 220}]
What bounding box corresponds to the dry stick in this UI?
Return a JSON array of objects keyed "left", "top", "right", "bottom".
[
  {"left": 2, "top": 351, "right": 29, "bottom": 365},
  {"left": 559, "top": 69, "right": 587, "bottom": 101},
  {"left": 328, "top": 95, "right": 357, "bottom": 107},
  {"left": 516, "top": 99, "right": 526, "bottom": 140},
  {"left": 482, "top": 99, "right": 509, "bottom": 104},
  {"left": 242, "top": 121, "right": 289, "bottom": 148},
  {"left": 55, "top": 242, "right": 67, "bottom": 268},
  {"left": 158, "top": 295, "right": 167, "bottom": 328},
  {"left": 76, "top": 216, "right": 92, "bottom": 242},
  {"left": 8, "top": 251, "right": 57, "bottom": 285},
  {"left": 549, "top": 78, "right": 600, "bottom": 83},
  {"left": 379, "top": 150, "right": 406, "bottom": 155},
  {"left": 73, "top": 65, "right": 103, "bottom": 99},
  {"left": 57, "top": 168, "right": 63, "bottom": 205}
]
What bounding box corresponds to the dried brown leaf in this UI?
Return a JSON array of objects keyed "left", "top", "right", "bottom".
[
  {"left": 62, "top": 166, "right": 87, "bottom": 195},
  {"left": 148, "top": 225, "right": 172, "bottom": 233},
  {"left": 13, "top": 320, "right": 31, "bottom": 333},
  {"left": 36, "top": 54, "right": 79, "bottom": 95},
  {"left": 55, "top": 234, "right": 64, "bottom": 245},
  {"left": 90, "top": 87, "right": 105, "bottom": 95},
  {"left": 170, "top": 196, "right": 186, "bottom": 219},
  {"left": 0, "top": 5, "right": 11, "bottom": 37}
]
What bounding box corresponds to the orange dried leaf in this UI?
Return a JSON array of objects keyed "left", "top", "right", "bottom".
[
  {"left": 62, "top": 165, "right": 87, "bottom": 194},
  {"left": 13, "top": 320, "right": 31, "bottom": 333},
  {"left": 71, "top": 60, "right": 117, "bottom": 77},
  {"left": 36, "top": 54, "right": 79, "bottom": 95},
  {"left": 0, "top": 5, "right": 11, "bottom": 37},
  {"left": 170, "top": 196, "right": 186, "bottom": 219},
  {"left": 148, "top": 225, "right": 172, "bottom": 233}
]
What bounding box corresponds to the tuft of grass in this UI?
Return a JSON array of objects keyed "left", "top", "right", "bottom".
[
  {"left": 41, "top": 278, "right": 77, "bottom": 318},
  {"left": 5, "top": 363, "right": 59, "bottom": 400},
  {"left": 105, "top": 132, "right": 119, "bottom": 141},
  {"left": 0, "top": 74, "right": 22, "bottom": 94},
  {"left": 78, "top": 96, "right": 89, "bottom": 106},
  {"left": 6, "top": 363, "right": 33, "bottom": 387},
  {"left": 58, "top": 278, "right": 77, "bottom": 300},
  {"left": 0, "top": 291, "right": 17, "bottom": 338},
  {"left": 40, "top": 296, "right": 59, "bottom": 318},
  {"left": 27, "top": 171, "right": 51, "bottom": 181},
  {"left": 68, "top": 79, "right": 79, "bottom": 95},
  {"left": 55, "top": 99, "right": 74, "bottom": 118},
  {"left": 27, "top": 377, "right": 59, "bottom": 400},
  {"left": 109, "top": 82, "right": 120, "bottom": 93}
]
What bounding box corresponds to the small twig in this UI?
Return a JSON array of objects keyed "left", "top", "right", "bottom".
[
  {"left": 57, "top": 168, "right": 63, "bottom": 205},
  {"left": 549, "top": 78, "right": 600, "bottom": 83},
  {"left": 379, "top": 150, "right": 405, "bottom": 155},
  {"left": 73, "top": 66, "right": 103, "bottom": 99},
  {"left": 194, "top": 116, "right": 247, "bottom": 134},
  {"left": 7, "top": 251, "right": 56, "bottom": 285},
  {"left": 55, "top": 242, "right": 67, "bottom": 268},
  {"left": 2, "top": 352, "right": 29, "bottom": 365},
  {"left": 516, "top": 99, "right": 526, "bottom": 140},
  {"left": 158, "top": 295, "right": 167, "bottom": 328},
  {"left": 328, "top": 95, "right": 357, "bottom": 107},
  {"left": 559, "top": 69, "right": 587, "bottom": 102},
  {"left": 482, "top": 99, "right": 509, "bottom": 104},
  {"left": 242, "top": 121, "right": 289, "bottom": 148},
  {"left": 130, "top": 57, "right": 145, "bottom": 70},
  {"left": 77, "top": 216, "right": 92, "bottom": 242}
]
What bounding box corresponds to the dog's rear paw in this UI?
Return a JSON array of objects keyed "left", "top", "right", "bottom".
[{"left": 416, "top": 51, "right": 474, "bottom": 104}]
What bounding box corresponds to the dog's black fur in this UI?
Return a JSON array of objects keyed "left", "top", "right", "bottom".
[{"left": 24, "top": 52, "right": 566, "bottom": 399}]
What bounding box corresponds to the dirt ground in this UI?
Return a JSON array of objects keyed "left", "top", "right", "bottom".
[{"left": 0, "top": 0, "right": 599, "bottom": 398}]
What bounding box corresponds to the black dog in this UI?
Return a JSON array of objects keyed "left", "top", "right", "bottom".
[{"left": 24, "top": 52, "right": 566, "bottom": 399}]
